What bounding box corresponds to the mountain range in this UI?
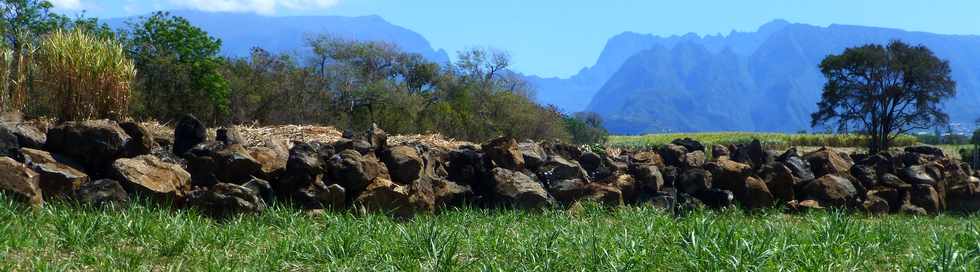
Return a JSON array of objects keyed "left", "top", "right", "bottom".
[
  {"left": 538, "top": 20, "right": 980, "bottom": 134},
  {"left": 104, "top": 12, "right": 980, "bottom": 134},
  {"left": 104, "top": 11, "right": 450, "bottom": 63}
]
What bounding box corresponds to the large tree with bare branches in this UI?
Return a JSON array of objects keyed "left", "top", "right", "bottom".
[{"left": 811, "top": 40, "right": 956, "bottom": 153}]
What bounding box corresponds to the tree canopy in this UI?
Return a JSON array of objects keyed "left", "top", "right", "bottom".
[{"left": 811, "top": 40, "right": 956, "bottom": 153}]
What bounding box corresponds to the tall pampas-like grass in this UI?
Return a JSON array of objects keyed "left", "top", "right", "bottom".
[{"left": 34, "top": 29, "right": 136, "bottom": 121}]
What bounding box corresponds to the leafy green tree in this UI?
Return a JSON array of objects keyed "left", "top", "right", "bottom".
[
  {"left": 811, "top": 40, "right": 956, "bottom": 153},
  {"left": 123, "top": 11, "right": 229, "bottom": 124}
]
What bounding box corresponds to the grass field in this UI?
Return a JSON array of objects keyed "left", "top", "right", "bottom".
[
  {"left": 2, "top": 197, "right": 979, "bottom": 271},
  {"left": 608, "top": 132, "right": 920, "bottom": 150}
]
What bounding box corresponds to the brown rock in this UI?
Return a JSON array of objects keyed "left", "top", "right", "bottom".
[
  {"left": 185, "top": 142, "right": 263, "bottom": 186},
  {"left": 490, "top": 167, "right": 551, "bottom": 209},
  {"left": 329, "top": 149, "right": 385, "bottom": 196},
  {"left": 742, "top": 177, "right": 773, "bottom": 209},
  {"left": 548, "top": 179, "right": 623, "bottom": 206},
  {"left": 909, "top": 184, "right": 941, "bottom": 214},
  {"left": 0, "top": 157, "right": 42, "bottom": 207},
  {"left": 382, "top": 145, "right": 423, "bottom": 184},
  {"left": 862, "top": 195, "right": 890, "bottom": 215},
  {"left": 45, "top": 119, "right": 132, "bottom": 173},
  {"left": 186, "top": 182, "right": 267, "bottom": 217},
  {"left": 74, "top": 179, "right": 128, "bottom": 207},
  {"left": 433, "top": 179, "right": 473, "bottom": 207},
  {"left": 248, "top": 138, "right": 289, "bottom": 177},
  {"left": 355, "top": 178, "right": 431, "bottom": 218},
  {"left": 804, "top": 147, "right": 853, "bottom": 177},
  {"left": 759, "top": 162, "right": 798, "bottom": 202},
  {"left": 802, "top": 174, "right": 857, "bottom": 208},
  {"left": 483, "top": 137, "right": 525, "bottom": 171},
  {"left": 111, "top": 155, "right": 192, "bottom": 199},
  {"left": 119, "top": 122, "right": 155, "bottom": 157}
]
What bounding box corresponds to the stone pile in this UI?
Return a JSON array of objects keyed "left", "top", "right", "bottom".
[{"left": 1, "top": 117, "right": 978, "bottom": 218}]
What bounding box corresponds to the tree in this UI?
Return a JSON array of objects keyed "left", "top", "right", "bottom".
[
  {"left": 123, "top": 12, "right": 229, "bottom": 124},
  {"left": 811, "top": 40, "right": 956, "bottom": 153}
]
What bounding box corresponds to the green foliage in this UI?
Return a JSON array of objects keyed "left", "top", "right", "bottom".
[
  {"left": 224, "top": 37, "right": 571, "bottom": 142},
  {"left": 812, "top": 40, "right": 956, "bottom": 153},
  {"left": 609, "top": 132, "right": 920, "bottom": 150},
  {"left": 124, "top": 11, "right": 229, "bottom": 124},
  {"left": 2, "top": 197, "right": 979, "bottom": 270},
  {"left": 564, "top": 111, "right": 608, "bottom": 145},
  {"left": 33, "top": 29, "right": 135, "bottom": 120}
]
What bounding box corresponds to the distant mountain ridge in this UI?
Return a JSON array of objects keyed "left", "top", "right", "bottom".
[
  {"left": 104, "top": 10, "right": 450, "bottom": 63},
  {"left": 538, "top": 20, "right": 980, "bottom": 134}
]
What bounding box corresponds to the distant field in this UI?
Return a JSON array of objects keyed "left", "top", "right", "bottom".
[
  {"left": 1, "top": 198, "right": 979, "bottom": 271},
  {"left": 608, "top": 132, "right": 920, "bottom": 151}
]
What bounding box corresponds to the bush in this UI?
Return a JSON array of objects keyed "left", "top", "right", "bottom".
[{"left": 33, "top": 29, "right": 135, "bottom": 120}]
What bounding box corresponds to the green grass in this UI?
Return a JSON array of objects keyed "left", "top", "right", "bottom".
[
  {"left": 2, "top": 197, "right": 979, "bottom": 271},
  {"left": 608, "top": 132, "right": 919, "bottom": 150}
]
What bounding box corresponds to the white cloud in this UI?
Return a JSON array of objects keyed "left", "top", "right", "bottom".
[
  {"left": 168, "top": 0, "right": 340, "bottom": 15},
  {"left": 49, "top": 0, "right": 84, "bottom": 10}
]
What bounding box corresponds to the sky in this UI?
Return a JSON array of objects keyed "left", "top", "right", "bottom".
[{"left": 52, "top": 0, "right": 980, "bottom": 78}]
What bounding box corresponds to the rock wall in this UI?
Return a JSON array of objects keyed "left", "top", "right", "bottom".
[{"left": 1, "top": 116, "right": 978, "bottom": 218}]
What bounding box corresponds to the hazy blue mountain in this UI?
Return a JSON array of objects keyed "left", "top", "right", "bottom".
[
  {"left": 528, "top": 20, "right": 791, "bottom": 112},
  {"left": 586, "top": 21, "right": 980, "bottom": 134},
  {"left": 105, "top": 10, "right": 450, "bottom": 63}
]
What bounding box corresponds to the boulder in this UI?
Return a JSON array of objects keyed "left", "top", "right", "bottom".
[
  {"left": 110, "top": 155, "right": 192, "bottom": 199},
  {"left": 333, "top": 138, "right": 374, "bottom": 155},
  {"left": 368, "top": 123, "right": 388, "bottom": 154},
  {"left": 173, "top": 114, "right": 207, "bottom": 156},
  {"left": 851, "top": 164, "right": 878, "bottom": 189},
  {"left": 242, "top": 177, "right": 275, "bottom": 205},
  {"left": 45, "top": 119, "right": 132, "bottom": 173},
  {"left": 947, "top": 182, "right": 980, "bottom": 213},
  {"left": 548, "top": 179, "right": 623, "bottom": 206},
  {"left": 904, "top": 146, "right": 945, "bottom": 158},
  {"left": 631, "top": 151, "right": 665, "bottom": 168},
  {"left": 279, "top": 142, "right": 325, "bottom": 192},
  {"left": 0, "top": 157, "right": 42, "bottom": 207},
  {"left": 705, "top": 159, "right": 752, "bottom": 193},
  {"left": 215, "top": 127, "right": 243, "bottom": 145},
  {"left": 18, "top": 148, "right": 89, "bottom": 199},
  {"left": 490, "top": 167, "right": 551, "bottom": 209},
  {"left": 681, "top": 150, "right": 706, "bottom": 169},
  {"left": 73, "top": 179, "right": 128, "bottom": 207},
  {"left": 184, "top": 142, "right": 262, "bottom": 186},
  {"left": 803, "top": 147, "right": 853, "bottom": 177},
  {"left": 677, "top": 168, "right": 712, "bottom": 194},
  {"left": 447, "top": 146, "right": 492, "bottom": 194},
  {"left": 432, "top": 179, "right": 473, "bottom": 207},
  {"left": 868, "top": 188, "right": 902, "bottom": 213},
  {"left": 879, "top": 173, "right": 910, "bottom": 189},
  {"left": 294, "top": 181, "right": 346, "bottom": 210},
  {"left": 901, "top": 165, "right": 938, "bottom": 186},
  {"left": 186, "top": 182, "right": 267, "bottom": 218},
  {"left": 909, "top": 184, "right": 941, "bottom": 214},
  {"left": 579, "top": 152, "right": 607, "bottom": 176},
  {"left": 862, "top": 195, "right": 890, "bottom": 215},
  {"left": 0, "top": 125, "right": 20, "bottom": 157},
  {"left": 802, "top": 174, "right": 857, "bottom": 208},
  {"left": 777, "top": 148, "right": 815, "bottom": 181},
  {"left": 483, "top": 137, "right": 525, "bottom": 171},
  {"left": 119, "top": 122, "right": 154, "bottom": 157},
  {"left": 711, "top": 145, "right": 730, "bottom": 159},
  {"left": 518, "top": 141, "right": 548, "bottom": 171},
  {"left": 381, "top": 145, "right": 423, "bottom": 184},
  {"left": 0, "top": 121, "right": 45, "bottom": 149},
  {"left": 658, "top": 144, "right": 688, "bottom": 167},
  {"left": 671, "top": 138, "right": 705, "bottom": 153},
  {"left": 609, "top": 174, "right": 639, "bottom": 202},
  {"left": 758, "top": 162, "right": 798, "bottom": 202},
  {"left": 693, "top": 189, "right": 735, "bottom": 209},
  {"left": 630, "top": 165, "right": 664, "bottom": 193},
  {"left": 537, "top": 155, "right": 589, "bottom": 184},
  {"left": 328, "top": 149, "right": 385, "bottom": 197},
  {"left": 248, "top": 138, "right": 289, "bottom": 178},
  {"left": 354, "top": 178, "right": 431, "bottom": 218},
  {"left": 747, "top": 139, "right": 769, "bottom": 167},
  {"left": 742, "top": 176, "right": 774, "bottom": 209}
]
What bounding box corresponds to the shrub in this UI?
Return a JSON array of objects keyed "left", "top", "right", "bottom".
[{"left": 33, "top": 29, "right": 135, "bottom": 120}]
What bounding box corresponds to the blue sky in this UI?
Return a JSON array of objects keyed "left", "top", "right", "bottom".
[{"left": 53, "top": 0, "right": 980, "bottom": 78}]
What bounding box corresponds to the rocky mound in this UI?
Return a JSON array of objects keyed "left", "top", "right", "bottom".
[{"left": 1, "top": 117, "right": 978, "bottom": 218}]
